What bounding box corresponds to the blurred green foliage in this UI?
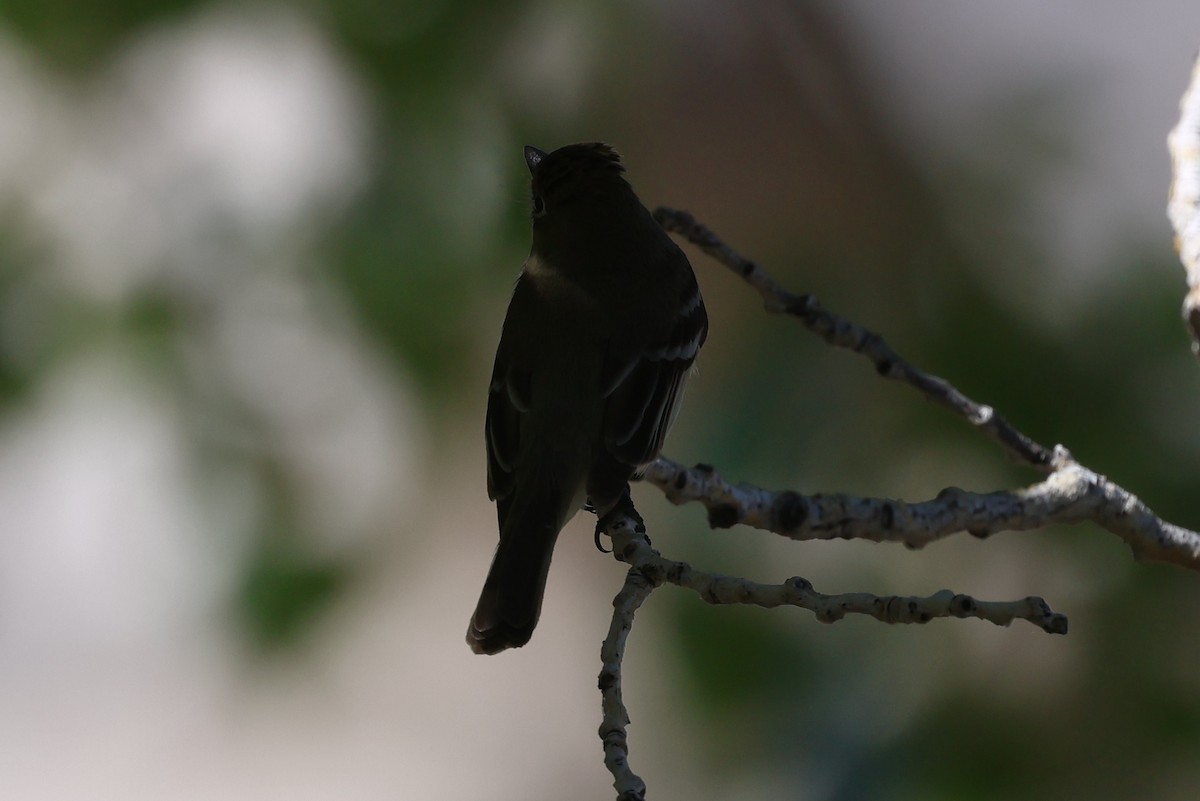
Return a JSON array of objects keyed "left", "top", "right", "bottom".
[
  {"left": 2, "top": 0, "right": 206, "bottom": 66},
  {"left": 238, "top": 533, "right": 351, "bottom": 649}
]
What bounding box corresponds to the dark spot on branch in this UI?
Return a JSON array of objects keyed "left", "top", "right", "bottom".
[
  {"left": 674, "top": 471, "right": 687, "bottom": 490},
  {"left": 639, "top": 561, "right": 665, "bottom": 585},
  {"left": 740, "top": 260, "right": 755, "bottom": 277},
  {"left": 773, "top": 491, "right": 807, "bottom": 532},
  {"left": 951, "top": 594, "right": 976, "bottom": 615},
  {"left": 707, "top": 504, "right": 740, "bottom": 529},
  {"left": 693, "top": 463, "right": 714, "bottom": 474},
  {"left": 854, "top": 332, "right": 879, "bottom": 353},
  {"left": 598, "top": 670, "right": 617, "bottom": 691},
  {"left": 785, "top": 295, "right": 812, "bottom": 317},
  {"left": 881, "top": 502, "right": 895, "bottom": 529}
]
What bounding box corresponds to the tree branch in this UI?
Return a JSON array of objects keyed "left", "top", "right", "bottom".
[
  {"left": 588, "top": 59, "right": 1200, "bottom": 797},
  {"left": 641, "top": 456, "right": 1200, "bottom": 571},
  {"left": 594, "top": 480, "right": 1070, "bottom": 798},
  {"left": 590, "top": 197, "right": 1200, "bottom": 798},
  {"left": 597, "top": 500, "right": 651, "bottom": 801},
  {"left": 601, "top": 504, "right": 1066, "bottom": 633},
  {"left": 653, "top": 207, "right": 1056, "bottom": 471}
]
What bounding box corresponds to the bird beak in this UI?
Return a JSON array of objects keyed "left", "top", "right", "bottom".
[{"left": 524, "top": 146, "right": 546, "bottom": 174}]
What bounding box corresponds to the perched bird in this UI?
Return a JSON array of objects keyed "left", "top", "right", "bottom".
[{"left": 467, "top": 143, "right": 708, "bottom": 654}]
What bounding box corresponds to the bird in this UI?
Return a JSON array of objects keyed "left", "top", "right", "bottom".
[{"left": 467, "top": 142, "right": 708, "bottom": 654}]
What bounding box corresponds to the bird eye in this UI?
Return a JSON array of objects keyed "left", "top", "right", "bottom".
[{"left": 531, "top": 195, "right": 546, "bottom": 218}]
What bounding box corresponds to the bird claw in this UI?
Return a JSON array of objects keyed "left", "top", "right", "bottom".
[
  {"left": 593, "top": 486, "right": 650, "bottom": 554},
  {"left": 594, "top": 527, "right": 613, "bottom": 553}
]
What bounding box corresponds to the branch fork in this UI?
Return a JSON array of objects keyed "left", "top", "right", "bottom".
[{"left": 590, "top": 202, "right": 1200, "bottom": 799}]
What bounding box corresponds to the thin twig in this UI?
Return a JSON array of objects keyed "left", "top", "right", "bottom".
[
  {"left": 600, "top": 505, "right": 1067, "bottom": 635},
  {"left": 597, "top": 503, "right": 651, "bottom": 801},
  {"left": 654, "top": 206, "right": 1056, "bottom": 470}
]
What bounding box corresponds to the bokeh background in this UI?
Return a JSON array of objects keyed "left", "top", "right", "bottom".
[{"left": 2, "top": 2, "right": 1200, "bottom": 799}]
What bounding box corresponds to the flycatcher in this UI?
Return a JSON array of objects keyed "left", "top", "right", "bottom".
[{"left": 467, "top": 142, "right": 708, "bottom": 654}]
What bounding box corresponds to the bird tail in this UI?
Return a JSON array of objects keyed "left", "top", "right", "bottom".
[{"left": 467, "top": 483, "right": 572, "bottom": 655}]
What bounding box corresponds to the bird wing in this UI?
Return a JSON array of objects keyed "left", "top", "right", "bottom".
[
  {"left": 599, "top": 272, "right": 708, "bottom": 468},
  {"left": 484, "top": 277, "right": 537, "bottom": 510}
]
